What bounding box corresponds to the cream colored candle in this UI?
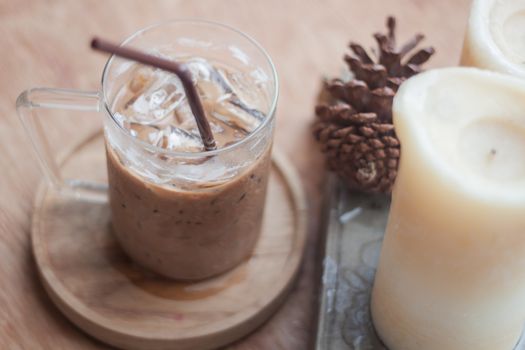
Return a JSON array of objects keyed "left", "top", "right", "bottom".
[
  {"left": 371, "top": 67, "right": 525, "bottom": 350},
  {"left": 461, "top": 0, "right": 525, "bottom": 77}
]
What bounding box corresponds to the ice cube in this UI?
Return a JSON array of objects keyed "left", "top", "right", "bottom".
[
  {"left": 113, "top": 112, "right": 130, "bottom": 129},
  {"left": 213, "top": 69, "right": 266, "bottom": 126},
  {"left": 185, "top": 58, "right": 214, "bottom": 82},
  {"left": 160, "top": 125, "right": 204, "bottom": 152},
  {"left": 210, "top": 121, "right": 224, "bottom": 134},
  {"left": 210, "top": 67, "right": 234, "bottom": 94},
  {"left": 173, "top": 99, "right": 194, "bottom": 125},
  {"left": 217, "top": 68, "right": 266, "bottom": 111},
  {"left": 212, "top": 96, "right": 262, "bottom": 134},
  {"left": 125, "top": 70, "right": 185, "bottom": 125},
  {"left": 129, "top": 123, "right": 163, "bottom": 146},
  {"left": 229, "top": 96, "right": 265, "bottom": 121},
  {"left": 185, "top": 58, "right": 231, "bottom": 102},
  {"left": 185, "top": 58, "right": 267, "bottom": 126},
  {"left": 128, "top": 68, "right": 152, "bottom": 93},
  {"left": 211, "top": 109, "right": 250, "bottom": 135}
]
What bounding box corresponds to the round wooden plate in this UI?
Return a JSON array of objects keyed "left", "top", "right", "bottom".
[{"left": 31, "top": 132, "right": 307, "bottom": 350}]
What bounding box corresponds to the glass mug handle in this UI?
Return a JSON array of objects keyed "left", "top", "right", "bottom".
[{"left": 16, "top": 87, "right": 108, "bottom": 201}]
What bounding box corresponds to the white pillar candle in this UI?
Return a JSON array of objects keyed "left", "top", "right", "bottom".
[
  {"left": 461, "top": 0, "right": 525, "bottom": 77},
  {"left": 371, "top": 67, "right": 525, "bottom": 350}
]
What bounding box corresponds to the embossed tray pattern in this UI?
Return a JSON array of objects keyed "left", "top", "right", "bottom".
[
  {"left": 315, "top": 177, "right": 389, "bottom": 350},
  {"left": 315, "top": 177, "right": 525, "bottom": 350}
]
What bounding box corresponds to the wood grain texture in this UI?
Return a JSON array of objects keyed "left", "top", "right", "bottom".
[
  {"left": 32, "top": 133, "right": 307, "bottom": 350},
  {"left": 0, "top": 0, "right": 470, "bottom": 349}
]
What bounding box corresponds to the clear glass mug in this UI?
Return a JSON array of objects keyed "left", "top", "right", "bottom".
[{"left": 17, "top": 21, "right": 278, "bottom": 280}]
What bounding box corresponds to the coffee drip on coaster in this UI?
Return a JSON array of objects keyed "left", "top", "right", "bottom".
[{"left": 91, "top": 37, "right": 217, "bottom": 151}]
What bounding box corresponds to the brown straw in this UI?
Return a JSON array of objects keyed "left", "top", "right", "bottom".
[{"left": 91, "top": 37, "right": 217, "bottom": 151}]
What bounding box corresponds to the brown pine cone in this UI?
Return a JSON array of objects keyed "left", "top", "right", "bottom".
[{"left": 313, "top": 16, "right": 434, "bottom": 194}]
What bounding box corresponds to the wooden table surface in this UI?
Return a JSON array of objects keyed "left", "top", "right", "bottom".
[{"left": 0, "top": 0, "right": 470, "bottom": 348}]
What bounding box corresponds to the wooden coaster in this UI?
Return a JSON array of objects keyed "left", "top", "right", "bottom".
[{"left": 31, "top": 132, "right": 307, "bottom": 350}]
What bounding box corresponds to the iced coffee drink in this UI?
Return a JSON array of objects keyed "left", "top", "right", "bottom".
[
  {"left": 14, "top": 21, "right": 277, "bottom": 281},
  {"left": 104, "top": 40, "right": 276, "bottom": 280}
]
